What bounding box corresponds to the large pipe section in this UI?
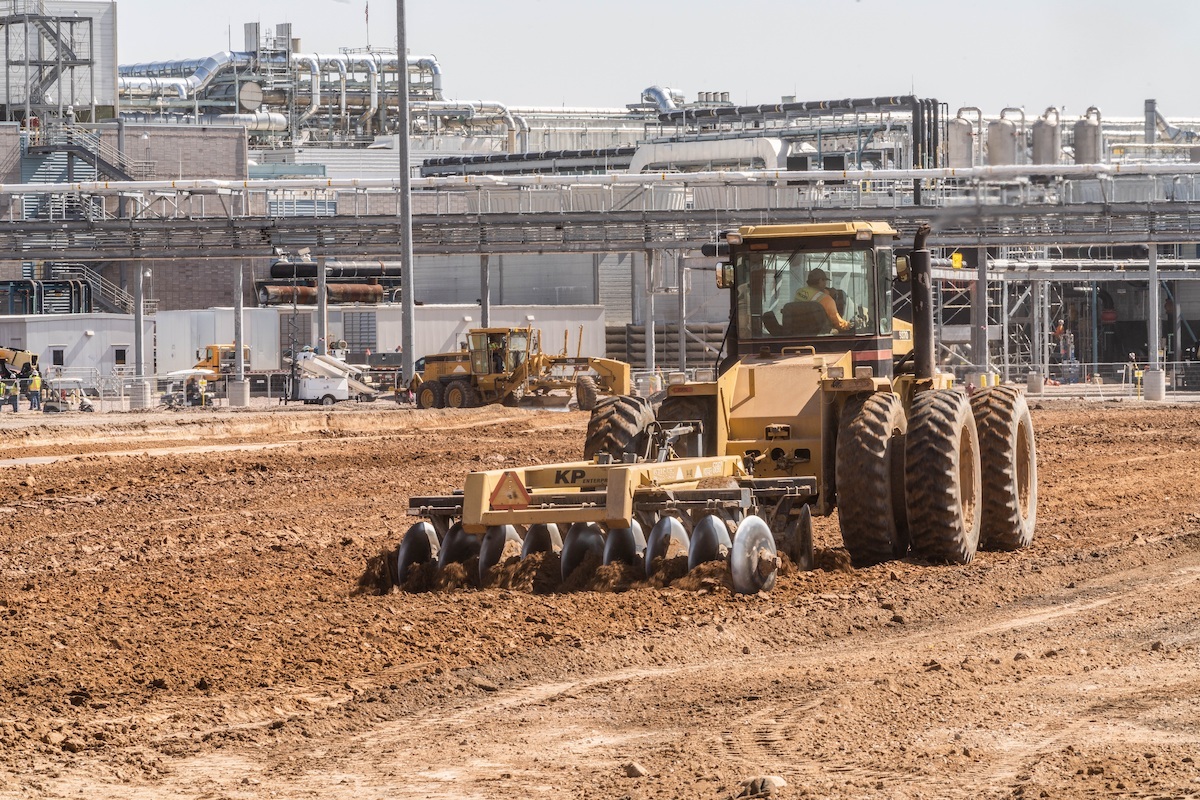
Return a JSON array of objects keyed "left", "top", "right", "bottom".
[
  {"left": 214, "top": 112, "right": 288, "bottom": 131},
  {"left": 910, "top": 224, "right": 935, "bottom": 382},
  {"left": 117, "top": 51, "right": 442, "bottom": 114},
  {"left": 295, "top": 56, "right": 321, "bottom": 123},
  {"left": 257, "top": 283, "right": 384, "bottom": 306},
  {"left": 119, "top": 51, "right": 257, "bottom": 100},
  {"left": 21, "top": 160, "right": 1200, "bottom": 197}
]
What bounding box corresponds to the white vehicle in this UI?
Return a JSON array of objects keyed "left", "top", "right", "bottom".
[
  {"left": 292, "top": 350, "right": 377, "bottom": 406},
  {"left": 42, "top": 378, "right": 94, "bottom": 413},
  {"left": 297, "top": 375, "right": 351, "bottom": 406}
]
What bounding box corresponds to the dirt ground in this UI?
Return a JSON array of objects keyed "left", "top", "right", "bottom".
[{"left": 0, "top": 398, "right": 1199, "bottom": 799}]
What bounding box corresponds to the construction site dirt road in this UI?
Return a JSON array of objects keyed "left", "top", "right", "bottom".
[{"left": 0, "top": 400, "right": 1198, "bottom": 799}]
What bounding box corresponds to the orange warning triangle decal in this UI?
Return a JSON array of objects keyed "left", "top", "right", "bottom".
[{"left": 489, "top": 470, "right": 531, "bottom": 510}]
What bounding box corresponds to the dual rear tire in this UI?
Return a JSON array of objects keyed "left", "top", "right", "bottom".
[{"left": 837, "top": 388, "right": 1035, "bottom": 568}]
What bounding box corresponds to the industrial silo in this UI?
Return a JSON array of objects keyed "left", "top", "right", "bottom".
[
  {"left": 1073, "top": 107, "right": 1103, "bottom": 164},
  {"left": 1032, "top": 108, "right": 1062, "bottom": 165}
]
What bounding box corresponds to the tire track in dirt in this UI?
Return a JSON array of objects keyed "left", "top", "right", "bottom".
[{"left": 108, "top": 548, "right": 1200, "bottom": 800}]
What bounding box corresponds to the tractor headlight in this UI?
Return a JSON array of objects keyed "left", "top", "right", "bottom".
[{"left": 826, "top": 366, "right": 845, "bottom": 380}]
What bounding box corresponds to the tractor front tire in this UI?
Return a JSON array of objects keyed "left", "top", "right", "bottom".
[
  {"left": 584, "top": 395, "right": 654, "bottom": 461},
  {"left": 656, "top": 396, "right": 718, "bottom": 458}
]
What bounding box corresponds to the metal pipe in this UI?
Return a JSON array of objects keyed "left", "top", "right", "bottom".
[
  {"left": 911, "top": 224, "right": 935, "bottom": 381},
  {"left": 421, "top": 100, "right": 519, "bottom": 153},
  {"left": 320, "top": 56, "right": 349, "bottom": 127},
  {"left": 349, "top": 55, "right": 379, "bottom": 130},
  {"left": 480, "top": 253, "right": 490, "bottom": 326},
  {"left": 214, "top": 112, "right": 289, "bottom": 131},
  {"left": 295, "top": 55, "right": 320, "bottom": 123},
  {"left": 641, "top": 86, "right": 679, "bottom": 113},
  {"left": 23, "top": 160, "right": 1200, "bottom": 196},
  {"left": 118, "top": 51, "right": 256, "bottom": 99},
  {"left": 1148, "top": 246, "right": 1160, "bottom": 368},
  {"left": 398, "top": 0, "right": 417, "bottom": 386},
  {"left": 234, "top": 260, "right": 245, "bottom": 381},
  {"left": 317, "top": 255, "right": 327, "bottom": 354}
]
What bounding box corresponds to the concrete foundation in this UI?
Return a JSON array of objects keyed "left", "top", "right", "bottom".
[
  {"left": 1143, "top": 369, "right": 1166, "bottom": 401},
  {"left": 227, "top": 379, "right": 251, "bottom": 407},
  {"left": 128, "top": 380, "right": 153, "bottom": 410}
]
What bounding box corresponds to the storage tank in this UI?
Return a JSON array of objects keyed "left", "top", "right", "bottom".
[
  {"left": 1032, "top": 108, "right": 1061, "bottom": 165},
  {"left": 947, "top": 112, "right": 976, "bottom": 168},
  {"left": 1073, "top": 107, "right": 1103, "bottom": 164},
  {"left": 987, "top": 118, "right": 1019, "bottom": 165}
]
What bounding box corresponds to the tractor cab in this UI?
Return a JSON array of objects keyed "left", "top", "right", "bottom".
[{"left": 717, "top": 222, "right": 899, "bottom": 378}]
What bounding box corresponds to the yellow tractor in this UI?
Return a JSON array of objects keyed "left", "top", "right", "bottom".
[
  {"left": 412, "top": 327, "right": 631, "bottom": 411},
  {"left": 398, "top": 223, "right": 1036, "bottom": 594}
]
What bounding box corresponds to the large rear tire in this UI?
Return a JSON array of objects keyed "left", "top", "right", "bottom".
[
  {"left": 836, "top": 392, "right": 908, "bottom": 567},
  {"left": 445, "top": 379, "right": 477, "bottom": 409},
  {"left": 905, "top": 389, "right": 982, "bottom": 565},
  {"left": 971, "top": 386, "right": 1037, "bottom": 550},
  {"left": 416, "top": 381, "right": 444, "bottom": 409},
  {"left": 655, "top": 396, "right": 718, "bottom": 458},
  {"left": 583, "top": 395, "right": 654, "bottom": 461},
  {"left": 575, "top": 375, "right": 600, "bottom": 411}
]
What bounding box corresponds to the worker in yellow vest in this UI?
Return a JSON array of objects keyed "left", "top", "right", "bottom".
[{"left": 28, "top": 371, "right": 41, "bottom": 411}]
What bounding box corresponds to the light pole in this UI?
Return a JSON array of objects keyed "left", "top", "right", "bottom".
[{"left": 397, "top": 0, "right": 416, "bottom": 386}]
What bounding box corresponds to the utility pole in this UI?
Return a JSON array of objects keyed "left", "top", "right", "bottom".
[{"left": 396, "top": 0, "right": 416, "bottom": 384}]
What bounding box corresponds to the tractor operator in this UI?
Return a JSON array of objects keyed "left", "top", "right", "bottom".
[{"left": 794, "top": 268, "right": 852, "bottom": 332}]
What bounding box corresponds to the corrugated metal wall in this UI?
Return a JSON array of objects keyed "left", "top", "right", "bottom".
[{"left": 414, "top": 253, "right": 595, "bottom": 306}]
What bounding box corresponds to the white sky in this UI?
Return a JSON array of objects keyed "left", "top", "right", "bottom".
[{"left": 115, "top": 0, "right": 1199, "bottom": 120}]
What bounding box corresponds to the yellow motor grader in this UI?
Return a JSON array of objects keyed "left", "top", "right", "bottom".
[
  {"left": 398, "top": 222, "right": 1036, "bottom": 594},
  {"left": 411, "top": 326, "right": 630, "bottom": 411}
]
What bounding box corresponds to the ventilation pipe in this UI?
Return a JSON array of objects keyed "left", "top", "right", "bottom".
[
  {"left": 118, "top": 51, "right": 257, "bottom": 99},
  {"left": 641, "top": 86, "right": 679, "bottom": 113},
  {"left": 419, "top": 101, "right": 520, "bottom": 153},
  {"left": 214, "top": 112, "right": 289, "bottom": 131},
  {"left": 321, "top": 56, "right": 349, "bottom": 129},
  {"left": 295, "top": 55, "right": 320, "bottom": 123},
  {"left": 349, "top": 56, "right": 379, "bottom": 132}
]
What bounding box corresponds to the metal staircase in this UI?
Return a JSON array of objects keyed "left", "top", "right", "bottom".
[
  {"left": 50, "top": 263, "right": 142, "bottom": 314},
  {"left": 26, "top": 127, "right": 147, "bottom": 181}
]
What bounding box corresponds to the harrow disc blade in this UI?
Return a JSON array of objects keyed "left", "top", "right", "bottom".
[
  {"left": 395, "top": 521, "right": 438, "bottom": 585},
  {"left": 645, "top": 517, "right": 689, "bottom": 578},
  {"left": 479, "top": 524, "right": 521, "bottom": 583},
  {"left": 790, "top": 504, "right": 815, "bottom": 571},
  {"left": 437, "top": 522, "right": 480, "bottom": 570},
  {"left": 601, "top": 521, "right": 645, "bottom": 566},
  {"left": 730, "top": 515, "right": 779, "bottom": 595},
  {"left": 521, "top": 523, "right": 562, "bottom": 559},
  {"left": 688, "top": 514, "right": 732, "bottom": 571},
  {"left": 560, "top": 522, "right": 605, "bottom": 582}
]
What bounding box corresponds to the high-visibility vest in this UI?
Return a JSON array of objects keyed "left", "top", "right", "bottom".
[{"left": 29, "top": 374, "right": 40, "bottom": 391}]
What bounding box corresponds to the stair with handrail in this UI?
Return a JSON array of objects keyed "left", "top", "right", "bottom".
[{"left": 50, "top": 263, "right": 156, "bottom": 315}]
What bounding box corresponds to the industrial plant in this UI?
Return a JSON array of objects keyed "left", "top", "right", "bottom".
[{"left": 0, "top": 0, "right": 1197, "bottom": 402}]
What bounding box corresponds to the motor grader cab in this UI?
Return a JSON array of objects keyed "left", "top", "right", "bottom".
[
  {"left": 397, "top": 223, "right": 1036, "bottom": 595},
  {"left": 413, "top": 327, "right": 631, "bottom": 411},
  {"left": 0, "top": 347, "right": 38, "bottom": 376}
]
